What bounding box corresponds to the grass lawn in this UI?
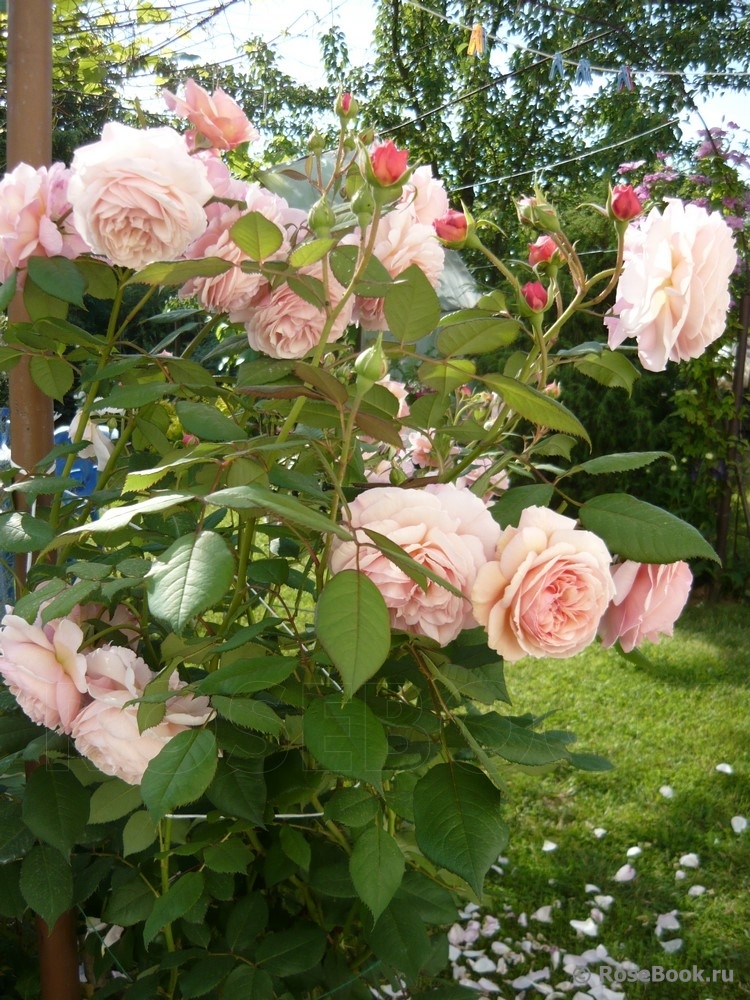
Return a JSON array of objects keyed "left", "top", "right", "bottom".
[{"left": 449, "top": 599, "right": 750, "bottom": 999}]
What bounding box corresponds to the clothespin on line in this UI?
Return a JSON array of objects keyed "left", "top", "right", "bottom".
[
  {"left": 575, "top": 57, "right": 592, "bottom": 86},
  {"left": 467, "top": 22, "right": 486, "bottom": 57},
  {"left": 617, "top": 64, "right": 635, "bottom": 91},
  {"left": 549, "top": 52, "right": 565, "bottom": 81}
]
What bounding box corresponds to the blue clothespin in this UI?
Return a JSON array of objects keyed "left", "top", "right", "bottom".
[
  {"left": 549, "top": 52, "right": 565, "bottom": 81},
  {"left": 575, "top": 57, "right": 592, "bottom": 86},
  {"left": 616, "top": 64, "right": 634, "bottom": 92}
]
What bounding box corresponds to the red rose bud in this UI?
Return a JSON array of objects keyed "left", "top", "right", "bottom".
[
  {"left": 610, "top": 184, "right": 642, "bottom": 222},
  {"left": 433, "top": 209, "right": 468, "bottom": 245},
  {"left": 336, "top": 91, "right": 359, "bottom": 120},
  {"left": 528, "top": 234, "right": 559, "bottom": 266},
  {"left": 370, "top": 140, "right": 409, "bottom": 186},
  {"left": 522, "top": 280, "right": 549, "bottom": 312}
]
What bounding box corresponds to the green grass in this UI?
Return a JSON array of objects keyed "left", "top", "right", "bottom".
[{"left": 464, "top": 600, "right": 750, "bottom": 998}]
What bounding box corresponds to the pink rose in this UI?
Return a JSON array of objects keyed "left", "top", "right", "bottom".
[
  {"left": 471, "top": 506, "right": 614, "bottom": 661},
  {"left": 0, "top": 613, "right": 87, "bottom": 732},
  {"left": 610, "top": 184, "right": 642, "bottom": 222},
  {"left": 598, "top": 560, "right": 693, "bottom": 653},
  {"left": 71, "top": 645, "right": 213, "bottom": 785},
  {"left": 242, "top": 262, "right": 353, "bottom": 359},
  {"left": 522, "top": 280, "right": 548, "bottom": 312},
  {"left": 605, "top": 200, "right": 737, "bottom": 371},
  {"left": 433, "top": 209, "right": 468, "bottom": 244},
  {"left": 400, "top": 166, "right": 450, "bottom": 225},
  {"left": 68, "top": 123, "right": 214, "bottom": 270},
  {"left": 527, "top": 234, "right": 559, "bottom": 267},
  {"left": 369, "top": 140, "right": 409, "bottom": 186},
  {"left": 163, "top": 78, "right": 259, "bottom": 150},
  {"left": 0, "top": 162, "right": 88, "bottom": 283},
  {"left": 329, "top": 484, "right": 502, "bottom": 645}
]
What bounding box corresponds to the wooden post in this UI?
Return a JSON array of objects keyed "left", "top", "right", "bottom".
[{"left": 7, "top": 3, "right": 81, "bottom": 998}]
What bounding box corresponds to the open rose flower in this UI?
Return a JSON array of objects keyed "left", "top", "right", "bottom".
[
  {"left": 68, "top": 123, "right": 213, "bottom": 270},
  {"left": 400, "top": 165, "right": 450, "bottom": 226},
  {"left": 605, "top": 200, "right": 737, "bottom": 371},
  {"left": 471, "top": 506, "right": 614, "bottom": 661},
  {"left": 0, "top": 613, "right": 87, "bottom": 732},
  {"left": 71, "top": 645, "right": 213, "bottom": 785},
  {"left": 163, "top": 78, "right": 259, "bottom": 150},
  {"left": 329, "top": 483, "right": 501, "bottom": 645},
  {"left": 598, "top": 560, "right": 693, "bottom": 652}
]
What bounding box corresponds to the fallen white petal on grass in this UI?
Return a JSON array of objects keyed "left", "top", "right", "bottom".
[
  {"left": 659, "top": 785, "right": 675, "bottom": 798},
  {"left": 679, "top": 852, "right": 700, "bottom": 868},
  {"left": 715, "top": 762, "right": 734, "bottom": 774},
  {"left": 570, "top": 917, "right": 599, "bottom": 937},
  {"left": 613, "top": 864, "right": 637, "bottom": 882},
  {"left": 511, "top": 968, "right": 550, "bottom": 989},
  {"left": 518, "top": 912, "right": 528, "bottom": 928},
  {"left": 542, "top": 840, "right": 558, "bottom": 852},
  {"left": 655, "top": 911, "right": 680, "bottom": 937},
  {"left": 687, "top": 885, "right": 707, "bottom": 897},
  {"left": 467, "top": 956, "right": 497, "bottom": 974},
  {"left": 476, "top": 976, "right": 502, "bottom": 993},
  {"left": 594, "top": 895, "right": 615, "bottom": 911},
  {"left": 731, "top": 815, "right": 748, "bottom": 834},
  {"left": 585, "top": 883, "right": 601, "bottom": 893},
  {"left": 626, "top": 845, "right": 642, "bottom": 858},
  {"left": 660, "top": 937, "right": 683, "bottom": 953},
  {"left": 675, "top": 869, "right": 686, "bottom": 880},
  {"left": 593, "top": 827, "right": 607, "bottom": 839},
  {"left": 531, "top": 905, "right": 555, "bottom": 923}
]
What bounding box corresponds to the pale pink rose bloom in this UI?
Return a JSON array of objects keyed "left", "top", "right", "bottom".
[
  {"left": 68, "top": 411, "right": 114, "bottom": 471},
  {"left": 193, "top": 150, "right": 249, "bottom": 202},
  {"left": 352, "top": 210, "right": 445, "bottom": 331},
  {"left": 0, "top": 162, "right": 88, "bottom": 283},
  {"left": 377, "top": 377, "right": 410, "bottom": 418},
  {"left": 72, "top": 645, "right": 213, "bottom": 785},
  {"left": 163, "top": 78, "right": 259, "bottom": 150},
  {"left": 68, "top": 123, "right": 214, "bottom": 270},
  {"left": 0, "top": 613, "right": 87, "bottom": 732},
  {"left": 471, "top": 505, "right": 614, "bottom": 662},
  {"left": 598, "top": 560, "right": 693, "bottom": 653},
  {"left": 605, "top": 200, "right": 737, "bottom": 371},
  {"left": 405, "top": 430, "right": 437, "bottom": 468},
  {"left": 330, "top": 483, "right": 502, "bottom": 645},
  {"left": 399, "top": 165, "right": 450, "bottom": 225},
  {"left": 243, "top": 262, "right": 353, "bottom": 359},
  {"left": 70, "top": 602, "right": 140, "bottom": 649}
]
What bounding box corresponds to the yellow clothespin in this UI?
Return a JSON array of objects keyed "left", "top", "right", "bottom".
[{"left": 467, "top": 22, "right": 486, "bottom": 57}]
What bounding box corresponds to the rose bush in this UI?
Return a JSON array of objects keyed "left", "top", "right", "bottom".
[{"left": 0, "top": 82, "right": 734, "bottom": 998}]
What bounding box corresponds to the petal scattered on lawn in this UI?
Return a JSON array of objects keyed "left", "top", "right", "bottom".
[
  {"left": 660, "top": 937, "right": 683, "bottom": 953},
  {"left": 715, "top": 762, "right": 734, "bottom": 774},
  {"left": 511, "top": 968, "right": 550, "bottom": 990},
  {"left": 659, "top": 785, "right": 675, "bottom": 798},
  {"left": 731, "top": 815, "right": 748, "bottom": 834},
  {"left": 593, "top": 827, "right": 607, "bottom": 839},
  {"left": 531, "top": 904, "right": 554, "bottom": 923},
  {"left": 626, "top": 845, "right": 642, "bottom": 858},
  {"left": 675, "top": 869, "right": 686, "bottom": 880},
  {"left": 517, "top": 912, "right": 528, "bottom": 928},
  {"left": 687, "top": 885, "right": 707, "bottom": 897},
  {"left": 542, "top": 839, "right": 558, "bottom": 852},
  {"left": 613, "top": 864, "right": 637, "bottom": 882},
  {"left": 570, "top": 917, "right": 599, "bottom": 937},
  {"left": 679, "top": 852, "right": 700, "bottom": 868},
  {"left": 594, "top": 894, "right": 615, "bottom": 910},
  {"left": 467, "top": 955, "right": 496, "bottom": 974},
  {"left": 655, "top": 911, "right": 680, "bottom": 937},
  {"left": 585, "top": 883, "right": 601, "bottom": 893}
]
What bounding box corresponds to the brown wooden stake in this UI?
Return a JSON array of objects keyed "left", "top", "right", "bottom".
[{"left": 7, "top": 2, "right": 81, "bottom": 997}]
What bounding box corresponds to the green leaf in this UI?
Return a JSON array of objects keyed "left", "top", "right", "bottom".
[
  {"left": 204, "top": 485, "right": 352, "bottom": 540},
  {"left": 223, "top": 967, "right": 274, "bottom": 1000},
  {"left": 23, "top": 277, "right": 68, "bottom": 320},
  {"left": 39, "top": 579, "right": 100, "bottom": 624},
  {"left": 0, "top": 512, "right": 54, "bottom": 552},
  {"left": 27, "top": 256, "right": 86, "bottom": 306},
  {"left": 418, "top": 358, "right": 476, "bottom": 395},
  {"left": 484, "top": 374, "right": 590, "bottom": 443},
  {"left": 464, "top": 713, "right": 573, "bottom": 766},
  {"left": 490, "top": 484, "right": 555, "bottom": 528},
  {"left": 316, "top": 570, "right": 391, "bottom": 697},
  {"left": 304, "top": 695, "right": 388, "bottom": 790},
  {"left": 143, "top": 871, "right": 204, "bottom": 947},
  {"left": 193, "top": 656, "right": 295, "bottom": 696},
  {"left": 0, "top": 715, "right": 43, "bottom": 757},
  {"left": 19, "top": 845, "right": 73, "bottom": 929},
  {"left": 127, "top": 257, "right": 233, "bottom": 286},
  {"left": 579, "top": 493, "right": 719, "bottom": 563},
  {"left": 75, "top": 258, "right": 118, "bottom": 299},
  {"left": 412, "top": 762, "right": 508, "bottom": 896},
  {"left": 0, "top": 270, "right": 18, "bottom": 311},
  {"left": 436, "top": 314, "right": 520, "bottom": 356},
  {"left": 230, "top": 212, "right": 284, "bottom": 259},
  {"left": 565, "top": 451, "right": 672, "bottom": 477},
  {"left": 384, "top": 264, "right": 442, "bottom": 342},
  {"left": 0, "top": 801, "right": 35, "bottom": 863},
  {"left": 279, "top": 826, "right": 311, "bottom": 871},
  {"left": 366, "top": 899, "right": 431, "bottom": 985},
  {"left": 180, "top": 956, "right": 236, "bottom": 999},
  {"left": 206, "top": 757, "right": 266, "bottom": 825},
  {"left": 568, "top": 751, "right": 614, "bottom": 772},
  {"left": 289, "top": 237, "right": 338, "bottom": 267},
  {"left": 212, "top": 696, "right": 283, "bottom": 738},
  {"left": 102, "top": 876, "right": 155, "bottom": 927},
  {"left": 573, "top": 349, "right": 639, "bottom": 393},
  {"left": 29, "top": 355, "right": 74, "bottom": 401},
  {"left": 255, "top": 924, "right": 327, "bottom": 976},
  {"left": 203, "top": 839, "right": 254, "bottom": 874},
  {"left": 324, "top": 786, "right": 381, "bottom": 827},
  {"left": 434, "top": 661, "right": 510, "bottom": 706},
  {"left": 141, "top": 729, "right": 218, "bottom": 821},
  {"left": 146, "top": 531, "right": 234, "bottom": 632},
  {"left": 93, "top": 381, "right": 170, "bottom": 410},
  {"left": 329, "top": 244, "right": 392, "bottom": 294},
  {"left": 122, "top": 811, "right": 158, "bottom": 857},
  {"left": 349, "top": 824, "right": 405, "bottom": 922},
  {"left": 22, "top": 767, "right": 89, "bottom": 855},
  {"left": 175, "top": 400, "right": 244, "bottom": 442},
  {"left": 88, "top": 779, "right": 143, "bottom": 824},
  {"left": 395, "top": 871, "right": 459, "bottom": 925}
]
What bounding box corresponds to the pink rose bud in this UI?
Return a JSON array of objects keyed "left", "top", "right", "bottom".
[
  {"left": 522, "top": 280, "right": 548, "bottom": 312},
  {"left": 370, "top": 140, "right": 409, "bottom": 186},
  {"left": 610, "top": 184, "right": 643, "bottom": 222},
  {"left": 433, "top": 209, "right": 468, "bottom": 244},
  {"left": 337, "top": 92, "right": 359, "bottom": 119},
  {"left": 528, "top": 234, "right": 559, "bottom": 266}
]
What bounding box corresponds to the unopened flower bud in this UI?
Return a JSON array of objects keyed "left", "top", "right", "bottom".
[
  {"left": 336, "top": 91, "right": 359, "bottom": 120},
  {"left": 351, "top": 184, "right": 376, "bottom": 228},
  {"left": 528, "top": 234, "right": 559, "bottom": 267},
  {"left": 610, "top": 184, "right": 642, "bottom": 222},
  {"left": 517, "top": 192, "right": 561, "bottom": 233},
  {"left": 307, "top": 130, "right": 326, "bottom": 154},
  {"left": 369, "top": 140, "right": 409, "bottom": 186},
  {"left": 521, "top": 280, "right": 549, "bottom": 312},
  {"left": 355, "top": 333, "right": 389, "bottom": 390},
  {"left": 307, "top": 197, "right": 337, "bottom": 237},
  {"left": 433, "top": 209, "right": 468, "bottom": 245}
]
